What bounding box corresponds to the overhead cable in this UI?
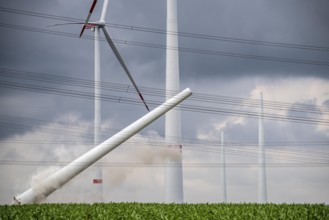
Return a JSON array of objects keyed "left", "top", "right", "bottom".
[
  {"left": 1, "top": 22, "right": 329, "bottom": 67},
  {"left": 1, "top": 68, "right": 328, "bottom": 116},
  {"left": 1, "top": 6, "right": 329, "bottom": 52}
]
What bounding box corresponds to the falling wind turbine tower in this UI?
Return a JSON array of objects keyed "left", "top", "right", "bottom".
[
  {"left": 14, "top": 88, "right": 192, "bottom": 204},
  {"left": 258, "top": 92, "right": 267, "bottom": 203},
  {"left": 165, "top": 0, "right": 184, "bottom": 203}
]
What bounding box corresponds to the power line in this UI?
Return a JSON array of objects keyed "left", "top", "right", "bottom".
[
  {"left": 0, "top": 105, "right": 328, "bottom": 164},
  {"left": 0, "top": 160, "right": 327, "bottom": 168},
  {"left": 2, "top": 139, "right": 328, "bottom": 149},
  {"left": 1, "top": 22, "right": 329, "bottom": 67},
  {"left": 1, "top": 6, "right": 329, "bottom": 52},
  {"left": 1, "top": 68, "right": 328, "bottom": 115},
  {"left": 1, "top": 79, "right": 328, "bottom": 126},
  {"left": 1, "top": 68, "right": 329, "bottom": 126},
  {"left": 3, "top": 142, "right": 328, "bottom": 164},
  {"left": 2, "top": 139, "right": 328, "bottom": 164},
  {"left": 1, "top": 117, "right": 329, "bottom": 165},
  {"left": 1, "top": 112, "right": 328, "bottom": 164}
]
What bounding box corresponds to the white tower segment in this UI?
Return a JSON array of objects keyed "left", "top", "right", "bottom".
[
  {"left": 93, "top": 26, "right": 103, "bottom": 201},
  {"left": 165, "top": 0, "right": 184, "bottom": 203},
  {"left": 221, "top": 131, "right": 227, "bottom": 203},
  {"left": 258, "top": 92, "right": 267, "bottom": 203}
]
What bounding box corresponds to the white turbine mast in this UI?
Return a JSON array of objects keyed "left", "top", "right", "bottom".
[
  {"left": 220, "top": 130, "right": 227, "bottom": 203},
  {"left": 165, "top": 0, "right": 184, "bottom": 203},
  {"left": 79, "top": 0, "right": 150, "bottom": 202},
  {"left": 258, "top": 92, "right": 267, "bottom": 203}
]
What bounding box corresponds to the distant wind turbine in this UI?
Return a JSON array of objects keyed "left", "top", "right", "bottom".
[
  {"left": 221, "top": 130, "right": 227, "bottom": 203},
  {"left": 258, "top": 92, "right": 267, "bottom": 203}
]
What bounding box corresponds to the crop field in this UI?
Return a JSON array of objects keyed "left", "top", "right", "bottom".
[{"left": 0, "top": 203, "right": 328, "bottom": 219}]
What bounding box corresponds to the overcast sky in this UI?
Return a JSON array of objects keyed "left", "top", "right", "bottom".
[{"left": 0, "top": 0, "right": 328, "bottom": 204}]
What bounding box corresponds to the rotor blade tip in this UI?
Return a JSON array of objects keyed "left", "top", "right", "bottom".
[
  {"left": 138, "top": 93, "right": 150, "bottom": 111},
  {"left": 79, "top": 25, "right": 86, "bottom": 38}
]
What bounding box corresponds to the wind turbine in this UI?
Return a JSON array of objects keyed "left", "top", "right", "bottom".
[{"left": 79, "top": 0, "right": 150, "bottom": 202}]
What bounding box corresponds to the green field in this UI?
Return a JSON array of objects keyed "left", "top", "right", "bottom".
[{"left": 1, "top": 203, "right": 328, "bottom": 220}]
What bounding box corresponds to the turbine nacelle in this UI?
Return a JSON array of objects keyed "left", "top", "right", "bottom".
[
  {"left": 89, "top": 21, "right": 106, "bottom": 27},
  {"left": 82, "top": 22, "right": 105, "bottom": 32}
]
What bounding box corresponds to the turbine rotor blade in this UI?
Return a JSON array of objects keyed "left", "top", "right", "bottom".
[
  {"left": 48, "top": 22, "right": 84, "bottom": 28},
  {"left": 79, "top": 0, "right": 98, "bottom": 38},
  {"left": 101, "top": 26, "right": 150, "bottom": 111},
  {"left": 100, "top": 0, "right": 109, "bottom": 22},
  {"left": 79, "top": 25, "right": 87, "bottom": 38}
]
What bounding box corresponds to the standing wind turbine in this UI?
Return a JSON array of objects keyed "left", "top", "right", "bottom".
[
  {"left": 80, "top": 0, "right": 150, "bottom": 112},
  {"left": 78, "top": 0, "right": 150, "bottom": 202}
]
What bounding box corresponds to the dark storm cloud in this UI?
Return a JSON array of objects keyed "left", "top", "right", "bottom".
[
  {"left": 2, "top": 0, "right": 329, "bottom": 88},
  {"left": 177, "top": 0, "right": 329, "bottom": 79}
]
